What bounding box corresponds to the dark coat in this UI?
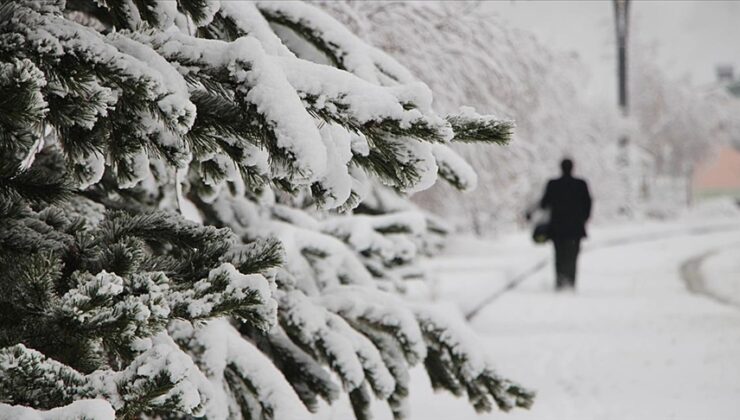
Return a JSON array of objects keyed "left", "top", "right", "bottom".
[{"left": 540, "top": 175, "right": 592, "bottom": 239}]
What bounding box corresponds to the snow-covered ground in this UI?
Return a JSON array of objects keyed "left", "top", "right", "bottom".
[
  {"left": 398, "top": 211, "right": 740, "bottom": 419},
  {"left": 425, "top": 211, "right": 740, "bottom": 317},
  {"left": 702, "top": 247, "right": 740, "bottom": 307},
  {"left": 318, "top": 204, "right": 740, "bottom": 419}
]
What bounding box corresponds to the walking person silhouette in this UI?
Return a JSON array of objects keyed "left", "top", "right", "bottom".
[{"left": 539, "top": 158, "right": 592, "bottom": 290}]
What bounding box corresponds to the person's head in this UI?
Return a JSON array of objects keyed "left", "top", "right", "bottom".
[{"left": 560, "top": 158, "right": 574, "bottom": 176}]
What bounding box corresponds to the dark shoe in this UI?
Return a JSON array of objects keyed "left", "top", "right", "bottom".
[{"left": 555, "top": 281, "right": 575, "bottom": 293}]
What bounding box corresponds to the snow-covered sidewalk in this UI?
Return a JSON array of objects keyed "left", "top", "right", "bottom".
[
  {"left": 424, "top": 215, "right": 740, "bottom": 317},
  {"left": 311, "top": 212, "right": 740, "bottom": 419},
  {"left": 701, "top": 245, "right": 740, "bottom": 307},
  {"left": 480, "top": 230, "right": 740, "bottom": 420},
  {"left": 400, "top": 217, "right": 740, "bottom": 420}
]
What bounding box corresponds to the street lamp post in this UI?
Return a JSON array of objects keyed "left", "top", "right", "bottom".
[
  {"left": 613, "top": 0, "right": 633, "bottom": 213},
  {"left": 614, "top": 0, "right": 630, "bottom": 116}
]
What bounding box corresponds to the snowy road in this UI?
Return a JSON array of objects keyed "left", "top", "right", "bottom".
[{"left": 399, "top": 220, "right": 740, "bottom": 420}]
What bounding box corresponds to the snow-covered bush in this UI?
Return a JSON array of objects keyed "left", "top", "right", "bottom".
[
  {"left": 319, "top": 1, "right": 740, "bottom": 231},
  {"left": 312, "top": 1, "right": 623, "bottom": 231},
  {"left": 0, "top": 1, "right": 532, "bottom": 419}
]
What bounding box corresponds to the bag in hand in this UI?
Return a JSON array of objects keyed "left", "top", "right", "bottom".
[
  {"left": 532, "top": 222, "right": 550, "bottom": 244},
  {"left": 527, "top": 206, "right": 550, "bottom": 244}
]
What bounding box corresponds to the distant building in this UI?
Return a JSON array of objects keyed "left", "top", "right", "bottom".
[
  {"left": 692, "top": 146, "right": 740, "bottom": 201},
  {"left": 692, "top": 66, "right": 740, "bottom": 202}
]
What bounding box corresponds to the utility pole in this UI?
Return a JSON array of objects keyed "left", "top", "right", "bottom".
[
  {"left": 613, "top": 0, "right": 633, "bottom": 213},
  {"left": 614, "top": 0, "right": 630, "bottom": 116}
]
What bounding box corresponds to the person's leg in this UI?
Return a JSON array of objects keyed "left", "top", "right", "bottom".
[
  {"left": 567, "top": 239, "right": 581, "bottom": 289},
  {"left": 553, "top": 239, "right": 566, "bottom": 290}
]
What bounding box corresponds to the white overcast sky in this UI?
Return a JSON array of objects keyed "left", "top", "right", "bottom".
[{"left": 486, "top": 0, "right": 740, "bottom": 103}]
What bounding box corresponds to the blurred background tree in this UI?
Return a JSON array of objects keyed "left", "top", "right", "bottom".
[{"left": 318, "top": 1, "right": 740, "bottom": 233}]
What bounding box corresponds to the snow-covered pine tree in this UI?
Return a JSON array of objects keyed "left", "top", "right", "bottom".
[{"left": 0, "top": 1, "right": 533, "bottom": 419}]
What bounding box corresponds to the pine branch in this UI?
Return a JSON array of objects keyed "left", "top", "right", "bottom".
[
  {"left": 416, "top": 309, "right": 535, "bottom": 414},
  {"left": 0, "top": 58, "right": 47, "bottom": 132},
  {"left": 253, "top": 326, "right": 341, "bottom": 411},
  {"left": 0, "top": 344, "right": 95, "bottom": 409},
  {"left": 223, "top": 237, "right": 285, "bottom": 275},
  {"left": 177, "top": 0, "right": 218, "bottom": 26},
  {"left": 0, "top": 160, "right": 71, "bottom": 205},
  {"left": 446, "top": 109, "right": 514, "bottom": 145}
]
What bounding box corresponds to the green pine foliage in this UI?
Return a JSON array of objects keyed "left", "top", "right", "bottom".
[{"left": 0, "top": 1, "right": 532, "bottom": 419}]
